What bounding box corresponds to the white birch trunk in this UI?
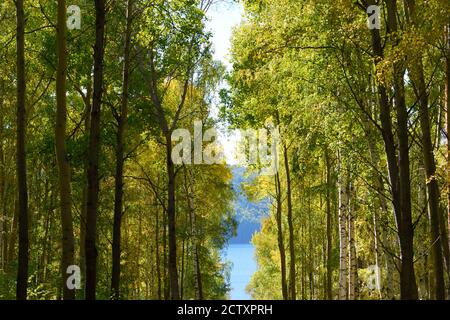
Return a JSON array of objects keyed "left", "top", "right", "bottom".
[
  {"left": 338, "top": 152, "right": 349, "bottom": 300},
  {"left": 348, "top": 183, "right": 357, "bottom": 300}
]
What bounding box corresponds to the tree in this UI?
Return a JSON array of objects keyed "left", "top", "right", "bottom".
[
  {"left": 137, "top": 0, "right": 215, "bottom": 299},
  {"left": 324, "top": 148, "right": 333, "bottom": 300},
  {"left": 337, "top": 151, "right": 349, "bottom": 300},
  {"left": 274, "top": 172, "right": 288, "bottom": 299},
  {"left": 446, "top": 20, "right": 450, "bottom": 299},
  {"left": 55, "top": 0, "right": 75, "bottom": 300},
  {"left": 404, "top": 0, "right": 445, "bottom": 299},
  {"left": 111, "top": 0, "right": 134, "bottom": 300},
  {"left": 15, "top": 0, "right": 29, "bottom": 301},
  {"left": 283, "top": 143, "right": 296, "bottom": 300},
  {"left": 85, "top": 0, "right": 106, "bottom": 300},
  {"left": 385, "top": 0, "right": 418, "bottom": 299}
]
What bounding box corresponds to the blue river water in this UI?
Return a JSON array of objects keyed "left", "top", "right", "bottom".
[{"left": 223, "top": 243, "right": 256, "bottom": 300}]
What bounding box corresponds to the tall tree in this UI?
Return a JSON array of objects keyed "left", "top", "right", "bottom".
[
  {"left": 138, "top": 1, "right": 215, "bottom": 299},
  {"left": 324, "top": 148, "right": 333, "bottom": 300},
  {"left": 348, "top": 182, "right": 357, "bottom": 299},
  {"left": 15, "top": 0, "right": 29, "bottom": 301},
  {"left": 85, "top": 0, "right": 106, "bottom": 300},
  {"left": 338, "top": 152, "right": 349, "bottom": 300},
  {"left": 184, "top": 168, "right": 203, "bottom": 300},
  {"left": 385, "top": 0, "right": 418, "bottom": 299},
  {"left": 359, "top": 0, "right": 418, "bottom": 299},
  {"left": 445, "top": 21, "right": 450, "bottom": 299},
  {"left": 283, "top": 144, "right": 296, "bottom": 300},
  {"left": 275, "top": 172, "right": 288, "bottom": 299},
  {"left": 55, "top": 0, "right": 75, "bottom": 300},
  {"left": 404, "top": 0, "right": 445, "bottom": 299},
  {"left": 111, "top": 0, "right": 134, "bottom": 300}
]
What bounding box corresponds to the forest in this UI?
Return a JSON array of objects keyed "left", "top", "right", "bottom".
[{"left": 0, "top": 0, "right": 450, "bottom": 301}]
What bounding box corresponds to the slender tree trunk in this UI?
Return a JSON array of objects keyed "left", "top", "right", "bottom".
[
  {"left": 403, "top": 0, "right": 445, "bottom": 299},
  {"left": 111, "top": 0, "right": 133, "bottom": 300},
  {"left": 365, "top": 0, "right": 418, "bottom": 299},
  {"left": 39, "top": 181, "right": 51, "bottom": 283},
  {"left": 165, "top": 133, "right": 180, "bottom": 300},
  {"left": 15, "top": 0, "right": 29, "bottom": 300},
  {"left": 79, "top": 84, "right": 91, "bottom": 296},
  {"left": 301, "top": 224, "right": 306, "bottom": 299},
  {"left": 348, "top": 182, "right": 357, "bottom": 299},
  {"left": 180, "top": 236, "right": 185, "bottom": 300},
  {"left": 0, "top": 124, "right": 4, "bottom": 271},
  {"left": 155, "top": 202, "right": 162, "bottom": 300},
  {"left": 85, "top": 0, "right": 106, "bottom": 300},
  {"left": 136, "top": 213, "right": 142, "bottom": 298},
  {"left": 185, "top": 169, "right": 203, "bottom": 300},
  {"left": 366, "top": 3, "right": 403, "bottom": 296},
  {"left": 362, "top": 117, "right": 386, "bottom": 299},
  {"left": 308, "top": 188, "right": 314, "bottom": 299},
  {"left": 161, "top": 200, "right": 169, "bottom": 300},
  {"left": 372, "top": 208, "right": 383, "bottom": 299},
  {"left": 0, "top": 83, "right": 10, "bottom": 272},
  {"left": 438, "top": 205, "right": 450, "bottom": 297},
  {"left": 445, "top": 22, "right": 450, "bottom": 299},
  {"left": 275, "top": 172, "right": 288, "bottom": 300},
  {"left": 283, "top": 144, "right": 296, "bottom": 300},
  {"left": 325, "top": 148, "right": 333, "bottom": 300},
  {"left": 338, "top": 152, "right": 348, "bottom": 300},
  {"left": 56, "top": 0, "right": 75, "bottom": 300},
  {"left": 385, "top": 0, "right": 418, "bottom": 299}
]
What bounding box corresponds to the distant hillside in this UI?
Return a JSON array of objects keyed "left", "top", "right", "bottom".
[{"left": 229, "top": 167, "right": 269, "bottom": 244}]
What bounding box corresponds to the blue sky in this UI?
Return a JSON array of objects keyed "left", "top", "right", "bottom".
[
  {"left": 205, "top": 1, "right": 244, "bottom": 165},
  {"left": 205, "top": 1, "right": 244, "bottom": 70}
]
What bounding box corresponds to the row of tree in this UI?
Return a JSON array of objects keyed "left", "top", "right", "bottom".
[
  {"left": 0, "top": 0, "right": 234, "bottom": 299},
  {"left": 224, "top": 0, "right": 450, "bottom": 299}
]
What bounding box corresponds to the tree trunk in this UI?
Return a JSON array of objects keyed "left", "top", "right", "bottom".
[
  {"left": 79, "top": 82, "right": 91, "bottom": 297},
  {"left": 15, "top": 0, "right": 29, "bottom": 300},
  {"left": 445, "top": 22, "right": 450, "bottom": 299},
  {"left": 184, "top": 169, "right": 203, "bottom": 300},
  {"left": 325, "top": 148, "right": 333, "bottom": 300},
  {"left": 365, "top": 0, "right": 418, "bottom": 299},
  {"left": 38, "top": 181, "right": 51, "bottom": 283},
  {"left": 366, "top": 3, "right": 403, "bottom": 298},
  {"left": 165, "top": 133, "right": 180, "bottom": 300},
  {"left": 404, "top": 0, "right": 445, "bottom": 299},
  {"left": 348, "top": 182, "right": 357, "bottom": 299},
  {"left": 56, "top": 0, "right": 75, "bottom": 300},
  {"left": 163, "top": 207, "right": 169, "bottom": 300},
  {"left": 111, "top": 0, "right": 133, "bottom": 300},
  {"left": 0, "top": 123, "right": 4, "bottom": 271},
  {"left": 372, "top": 209, "right": 383, "bottom": 299},
  {"left": 283, "top": 144, "right": 296, "bottom": 300},
  {"left": 0, "top": 84, "right": 10, "bottom": 272},
  {"left": 275, "top": 172, "right": 288, "bottom": 300},
  {"left": 385, "top": 0, "right": 418, "bottom": 300},
  {"left": 307, "top": 187, "right": 314, "bottom": 299},
  {"left": 338, "top": 151, "right": 348, "bottom": 300},
  {"left": 85, "top": 0, "right": 106, "bottom": 300},
  {"left": 155, "top": 202, "right": 162, "bottom": 300}
]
